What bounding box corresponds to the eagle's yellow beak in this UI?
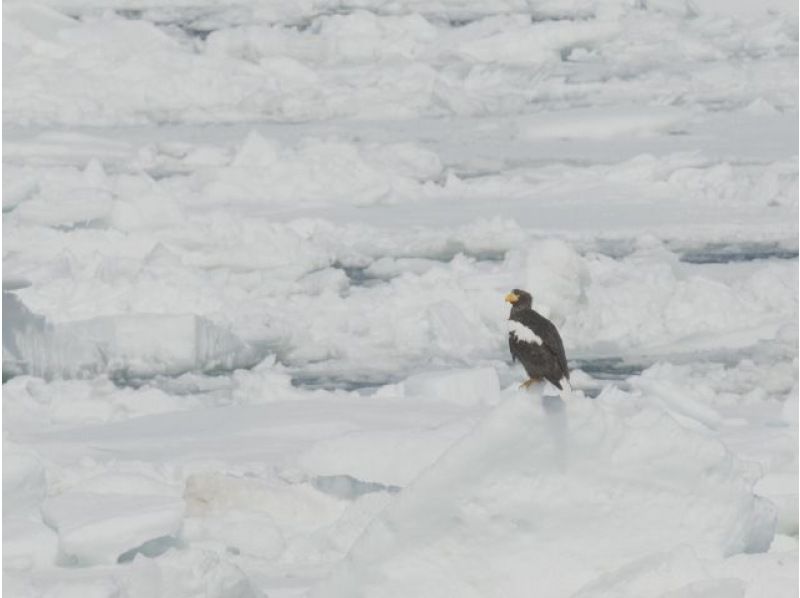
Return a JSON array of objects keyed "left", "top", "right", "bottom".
[{"left": 505, "top": 292, "right": 519, "bottom": 304}]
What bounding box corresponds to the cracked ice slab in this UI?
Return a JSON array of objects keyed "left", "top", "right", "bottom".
[{"left": 3, "top": 291, "right": 264, "bottom": 381}]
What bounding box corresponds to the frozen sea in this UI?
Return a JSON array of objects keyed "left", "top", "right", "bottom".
[{"left": 3, "top": 0, "right": 798, "bottom": 596}]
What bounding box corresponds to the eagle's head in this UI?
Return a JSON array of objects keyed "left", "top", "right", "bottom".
[{"left": 505, "top": 289, "right": 532, "bottom": 311}]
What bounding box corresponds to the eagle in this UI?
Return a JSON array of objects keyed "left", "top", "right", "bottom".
[{"left": 505, "top": 289, "right": 570, "bottom": 394}]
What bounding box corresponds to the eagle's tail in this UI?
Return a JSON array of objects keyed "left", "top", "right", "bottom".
[{"left": 558, "top": 377, "right": 572, "bottom": 400}]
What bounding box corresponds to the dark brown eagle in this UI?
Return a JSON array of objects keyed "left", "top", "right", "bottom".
[{"left": 505, "top": 289, "right": 570, "bottom": 393}]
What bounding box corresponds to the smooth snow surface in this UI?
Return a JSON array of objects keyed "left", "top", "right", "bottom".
[{"left": 3, "top": 0, "right": 798, "bottom": 596}]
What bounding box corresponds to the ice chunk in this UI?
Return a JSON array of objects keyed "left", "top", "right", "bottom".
[
  {"left": 631, "top": 366, "right": 724, "bottom": 430},
  {"left": 364, "top": 142, "right": 444, "bottom": 181},
  {"left": 76, "top": 472, "right": 182, "bottom": 498},
  {"left": 3, "top": 516, "right": 59, "bottom": 570},
  {"left": 3, "top": 291, "right": 263, "bottom": 380},
  {"left": 2, "top": 166, "right": 39, "bottom": 210},
  {"left": 3, "top": 444, "right": 60, "bottom": 570},
  {"left": 3, "top": 3, "right": 78, "bottom": 47},
  {"left": 212, "top": 135, "right": 395, "bottom": 206},
  {"left": 231, "top": 131, "right": 280, "bottom": 167},
  {"left": 13, "top": 186, "right": 114, "bottom": 229},
  {"left": 3, "top": 443, "right": 47, "bottom": 511},
  {"left": 41, "top": 492, "right": 185, "bottom": 566},
  {"left": 755, "top": 473, "right": 799, "bottom": 536}
]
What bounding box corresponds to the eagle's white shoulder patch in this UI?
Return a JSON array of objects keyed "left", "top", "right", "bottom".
[{"left": 508, "top": 320, "right": 543, "bottom": 345}]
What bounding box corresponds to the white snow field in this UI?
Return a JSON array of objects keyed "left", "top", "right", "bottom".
[{"left": 3, "top": 0, "right": 798, "bottom": 596}]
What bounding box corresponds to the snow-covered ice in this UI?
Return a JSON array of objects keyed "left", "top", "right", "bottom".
[
  {"left": 314, "top": 391, "right": 776, "bottom": 598},
  {"left": 3, "top": 0, "right": 797, "bottom": 596}
]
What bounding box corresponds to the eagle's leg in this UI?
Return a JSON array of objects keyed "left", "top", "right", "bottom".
[{"left": 519, "top": 377, "right": 542, "bottom": 390}]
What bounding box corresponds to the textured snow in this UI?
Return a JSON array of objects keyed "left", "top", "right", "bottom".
[{"left": 3, "top": 0, "right": 797, "bottom": 596}]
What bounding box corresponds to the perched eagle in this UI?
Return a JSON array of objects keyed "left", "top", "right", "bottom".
[{"left": 505, "top": 289, "right": 570, "bottom": 393}]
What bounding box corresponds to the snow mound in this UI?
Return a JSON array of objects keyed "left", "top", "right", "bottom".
[
  {"left": 41, "top": 492, "right": 185, "bottom": 566},
  {"left": 519, "top": 238, "right": 588, "bottom": 325},
  {"left": 314, "top": 393, "right": 776, "bottom": 598}
]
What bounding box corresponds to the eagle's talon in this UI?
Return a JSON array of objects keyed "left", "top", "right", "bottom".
[{"left": 519, "top": 377, "right": 541, "bottom": 390}]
